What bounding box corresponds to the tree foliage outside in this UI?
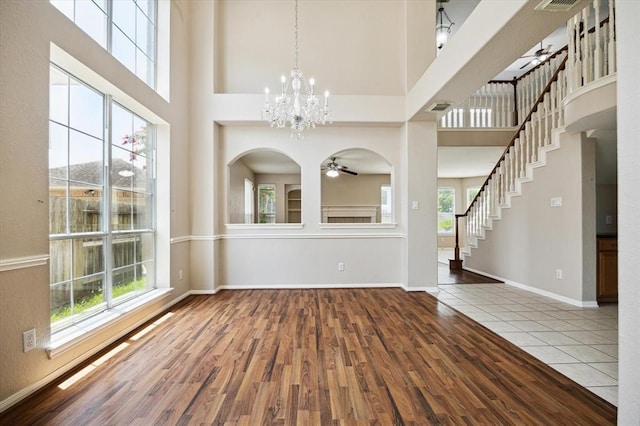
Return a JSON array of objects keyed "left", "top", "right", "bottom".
[{"left": 438, "top": 188, "right": 455, "bottom": 234}]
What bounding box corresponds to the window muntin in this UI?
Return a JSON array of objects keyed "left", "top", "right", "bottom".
[
  {"left": 50, "top": 0, "right": 157, "bottom": 88},
  {"left": 437, "top": 187, "right": 455, "bottom": 234},
  {"left": 49, "top": 64, "right": 155, "bottom": 330}
]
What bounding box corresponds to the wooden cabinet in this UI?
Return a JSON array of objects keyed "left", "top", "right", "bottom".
[{"left": 597, "top": 236, "right": 618, "bottom": 303}]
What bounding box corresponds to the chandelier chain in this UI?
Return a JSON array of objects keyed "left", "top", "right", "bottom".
[
  {"left": 262, "top": 0, "right": 332, "bottom": 139},
  {"left": 294, "top": 0, "right": 299, "bottom": 69}
]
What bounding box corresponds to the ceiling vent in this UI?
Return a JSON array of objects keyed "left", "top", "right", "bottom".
[
  {"left": 534, "top": 0, "right": 580, "bottom": 12},
  {"left": 425, "top": 101, "right": 454, "bottom": 113}
]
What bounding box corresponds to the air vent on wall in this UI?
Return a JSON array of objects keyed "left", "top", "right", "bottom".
[
  {"left": 425, "top": 101, "right": 454, "bottom": 113},
  {"left": 534, "top": 0, "right": 580, "bottom": 12}
]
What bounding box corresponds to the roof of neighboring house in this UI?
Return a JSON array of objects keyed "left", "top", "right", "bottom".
[{"left": 49, "top": 158, "right": 150, "bottom": 190}]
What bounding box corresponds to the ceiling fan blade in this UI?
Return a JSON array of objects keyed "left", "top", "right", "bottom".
[{"left": 340, "top": 169, "right": 358, "bottom": 176}]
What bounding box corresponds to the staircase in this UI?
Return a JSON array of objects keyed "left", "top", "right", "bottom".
[{"left": 449, "top": 0, "right": 617, "bottom": 265}]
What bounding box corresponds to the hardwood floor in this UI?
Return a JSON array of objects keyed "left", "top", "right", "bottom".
[
  {"left": 2, "top": 289, "right": 615, "bottom": 425},
  {"left": 437, "top": 263, "right": 503, "bottom": 284}
]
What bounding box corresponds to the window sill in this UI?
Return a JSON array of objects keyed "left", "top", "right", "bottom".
[{"left": 47, "top": 288, "right": 173, "bottom": 359}]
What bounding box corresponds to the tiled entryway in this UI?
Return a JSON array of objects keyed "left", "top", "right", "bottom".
[{"left": 435, "top": 283, "right": 618, "bottom": 406}]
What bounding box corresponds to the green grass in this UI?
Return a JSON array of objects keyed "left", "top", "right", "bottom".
[{"left": 51, "top": 278, "right": 148, "bottom": 323}]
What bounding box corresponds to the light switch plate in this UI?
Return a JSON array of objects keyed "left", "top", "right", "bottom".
[{"left": 550, "top": 197, "right": 562, "bottom": 207}]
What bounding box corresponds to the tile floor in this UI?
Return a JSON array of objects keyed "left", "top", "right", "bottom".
[{"left": 435, "top": 282, "right": 619, "bottom": 406}]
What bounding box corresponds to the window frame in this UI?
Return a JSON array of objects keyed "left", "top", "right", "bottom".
[
  {"left": 49, "top": 63, "right": 157, "bottom": 332},
  {"left": 50, "top": 0, "right": 158, "bottom": 89}
]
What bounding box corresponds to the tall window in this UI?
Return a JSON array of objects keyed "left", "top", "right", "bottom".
[
  {"left": 49, "top": 64, "right": 155, "bottom": 331},
  {"left": 467, "top": 186, "right": 481, "bottom": 208},
  {"left": 257, "top": 184, "right": 276, "bottom": 224},
  {"left": 51, "top": 0, "right": 157, "bottom": 88},
  {"left": 437, "top": 188, "right": 455, "bottom": 234}
]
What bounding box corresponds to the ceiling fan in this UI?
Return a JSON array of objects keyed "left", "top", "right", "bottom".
[
  {"left": 322, "top": 157, "right": 358, "bottom": 177},
  {"left": 519, "top": 42, "right": 552, "bottom": 69}
]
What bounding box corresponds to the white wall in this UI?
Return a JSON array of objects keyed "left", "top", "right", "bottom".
[
  {"left": 616, "top": 0, "right": 640, "bottom": 421},
  {"left": 464, "top": 131, "right": 597, "bottom": 304}
]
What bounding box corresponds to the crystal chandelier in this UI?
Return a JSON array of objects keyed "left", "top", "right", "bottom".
[{"left": 262, "top": 0, "right": 331, "bottom": 140}]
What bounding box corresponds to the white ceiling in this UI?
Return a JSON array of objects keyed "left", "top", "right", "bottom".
[
  {"left": 438, "top": 146, "right": 504, "bottom": 178},
  {"left": 239, "top": 150, "right": 300, "bottom": 174}
]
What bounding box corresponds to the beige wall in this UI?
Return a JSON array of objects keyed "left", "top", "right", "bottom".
[
  {"left": 595, "top": 184, "right": 617, "bottom": 235},
  {"left": 465, "top": 131, "right": 597, "bottom": 303},
  {"left": 217, "top": 0, "right": 406, "bottom": 96},
  {"left": 321, "top": 174, "right": 390, "bottom": 222},
  {"left": 255, "top": 174, "right": 302, "bottom": 224}
]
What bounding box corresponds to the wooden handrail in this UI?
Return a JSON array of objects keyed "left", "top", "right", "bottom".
[{"left": 462, "top": 55, "right": 568, "bottom": 218}]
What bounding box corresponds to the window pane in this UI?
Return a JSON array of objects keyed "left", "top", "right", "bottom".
[
  {"left": 136, "top": 0, "right": 156, "bottom": 22},
  {"left": 50, "top": 281, "right": 72, "bottom": 324},
  {"left": 49, "top": 178, "right": 68, "bottom": 234},
  {"left": 49, "top": 67, "right": 69, "bottom": 125},
  {"left": 49, "top": 122, "right": 68, "bottom": 178},
  {"left": 258, "top": 184, "right": 276, "bottom": 224},
  {"left": 69, "top": 183, "right": 103, "bottom": 233},
  {"left": 69, "top": 79, "right": 104, "bottom": 138},
  {"left": 75, "top": 0, "right": 107, "bottom": 47},
  {"left": 438, "top": 213, "right": 455, "bottom": 234},
  {"left": 69, "top": 130, "right": 103, "bottom": 184},
  {"left": 72, "top": 274, "right": 106, "bottom": 317},
  {"left": 112, "top": 189, "right": 133, "bottom": 231},
  {"left": 112, "top": 234, "right": 153, "bottom": 303},
  {"left": 73, "top": 237, "right": 105, "bottom": 277},
  {"left": 112, "top": 26, "right": 136, "bottom": 73},
  {"left": 437, "top": 188, "right": 454, "bottom": 213},
  {"left": 113, "top": 0, "right": 136, "bottom": 40},
  {"left": 112, "top": 146, "right": 135, "bottom": 190},
  {"left": 136, "top": 49, "right": 155, "bottom": 88},
  {"left": 136, "top": 11, "right": 154, "bottom": 57},
  {"left": 112, "top": 103, "right": 134, "bottom": 146},
  {"left": 132, "top": 192, "right": 152, "bottom": 229},
  {"left": 50, "top": 239, "right": 71, "bottom": 284}
]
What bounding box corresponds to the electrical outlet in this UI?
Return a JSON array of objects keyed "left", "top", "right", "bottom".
[
  {"left": 23, "top": 328, "right": 36, "bottom": 352},
  {"left": 338, "top": 262, "right": 345, "bottom": 271},
  {"left": 556, "top": 269, "right": 563, "bottom": 279},
  {"left": 550, "top": 197, "right": 562, "bottom": 207}
]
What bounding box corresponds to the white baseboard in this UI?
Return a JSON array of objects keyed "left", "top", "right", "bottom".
[
  {"left": 216, "top": 283, "right": 404, "bottom": 291},
  {"left": 462, "top": 267, "right": 599, "bottom": 307}
]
